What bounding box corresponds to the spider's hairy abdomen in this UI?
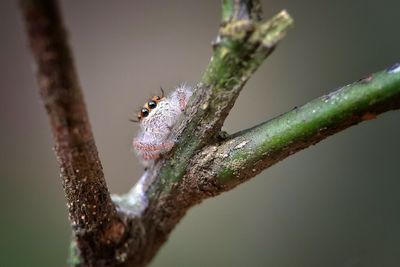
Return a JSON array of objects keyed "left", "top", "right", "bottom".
[{"left": 133, "top": 84, "right": 192, "bottom": 166}]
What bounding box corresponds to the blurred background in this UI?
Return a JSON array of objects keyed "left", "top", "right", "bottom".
[{"left": 1, "top": 0, "right": 399, "bottom": 266}]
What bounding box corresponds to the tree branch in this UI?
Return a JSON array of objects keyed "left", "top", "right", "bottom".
[
  {"left": 185, "top": 66, "right": 400, "bottom": 193},
  {"left": 222, "top": 0, "right": 263, "bottom": 22},
  {"left": 19, "top": 0, "right": 125, "bottom": 264},
  {"left": 145, "top": 9, "right": 293, "bottom": 199},
  {"left": 111, "top": 3, "right": 294, "bottom": 266}
]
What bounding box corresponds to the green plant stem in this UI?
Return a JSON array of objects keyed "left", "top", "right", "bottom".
[
  {"left": 222, "top": 0, "right": 262, "bottom": 22},
  {"left": 149, "top": 9, "right": 293, "bottom": 197},
  {"left": 199, "top": 68, "right": 400, "bottom": 188}
]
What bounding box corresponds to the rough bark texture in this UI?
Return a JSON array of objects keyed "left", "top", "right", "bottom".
[
  {"left": 19, "top": 0, "right": 126, "bottom": 265},
  {"left": 19, "top": 0, "right": 400, "bottom": 266}
]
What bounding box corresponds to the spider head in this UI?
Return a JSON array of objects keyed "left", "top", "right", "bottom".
[{"left": 136, "top": 94, "right": 166, "bottom": 121}]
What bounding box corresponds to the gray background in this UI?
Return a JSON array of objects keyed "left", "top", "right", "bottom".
[{"left": 1, "top": 0, "right": 399, "bottom": 266}]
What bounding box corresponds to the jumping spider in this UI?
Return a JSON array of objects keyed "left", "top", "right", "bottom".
[{"left": 132, "top": 84, "right": 192, "bottom": 166}]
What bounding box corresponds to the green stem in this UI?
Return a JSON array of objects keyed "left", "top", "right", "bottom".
[
  {"left": 151, "top": 10, "right": 293, "bottom": 195},
  {"left": 222, "top": 0, "right": 263, "bottom": 22},
  {"left": 207, "top": 66, "right": 400, "bottom": 186}
]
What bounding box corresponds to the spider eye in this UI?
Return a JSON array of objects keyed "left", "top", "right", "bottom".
[
  {"left": 148, "top": 100, "right": 157, "bottom": 109},
  {"left": 141, "top": 108, "right": 149, "bottom": 117}
]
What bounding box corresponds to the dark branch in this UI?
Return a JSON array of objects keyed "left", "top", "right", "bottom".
[{"left": 19, "top": 0, "right": 125, "bottom": 265}]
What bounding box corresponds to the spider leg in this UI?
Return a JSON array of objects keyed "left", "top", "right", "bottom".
[
  {"left": 133, "top": 140, "right": 175, "bottom": 152},
  {"left": 142, "top": 153, "right": 160, "bottom": 160},
  {"left": 176, "top": 87, "right": 188, "bottom": 111}
]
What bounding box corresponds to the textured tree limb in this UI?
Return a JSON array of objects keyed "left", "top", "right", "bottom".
[
  {"left": 19, "top": 0, "right": 126, "bottom": 264},
  {"left": 138, "top": 7, "right": 293, "bottom": 200},
  {"left": 110, "top": 3, "right": 294, "bottom": 266},
  {"left": 222, "top": 0, "right": 263, "bottom": 22},
  {"left": 19, "top": 0, "right": 400, "bottom": 266},
  {"left": 185, "top": 67, "right": 400, "bottom": 193}
]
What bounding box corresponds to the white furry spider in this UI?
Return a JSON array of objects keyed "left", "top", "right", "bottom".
[{"left": 132, "top": 85, "right": 193, "bottom": 166}]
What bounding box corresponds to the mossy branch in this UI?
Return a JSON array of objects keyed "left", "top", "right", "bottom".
[
  {"left": 109, "top": 3, "right": 294, "bottom": 266},
  {"left": 144, "top": 9, "right": 293, "bottom": 198},
  {"left": 188, "top": 67, "right": 400, "bottom": 192}
]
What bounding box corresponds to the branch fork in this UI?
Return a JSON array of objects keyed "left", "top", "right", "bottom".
[{"left": 19, "top": 0, "right": 400, "bottom": 266}]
